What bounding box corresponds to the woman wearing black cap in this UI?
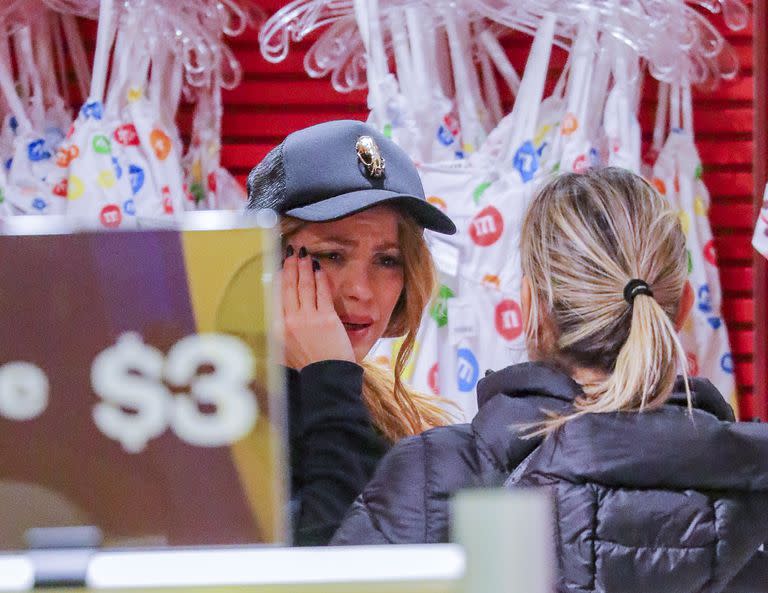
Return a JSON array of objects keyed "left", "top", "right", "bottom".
[{"left": 246, "top": 119, "right": 457, "bottom": 546}]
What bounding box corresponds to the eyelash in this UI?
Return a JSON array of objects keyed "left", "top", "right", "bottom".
[{"left": 312, "top": 252, "right": 403, "bottom": 268}]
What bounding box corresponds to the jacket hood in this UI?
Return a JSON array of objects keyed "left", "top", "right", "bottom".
[{"left": 477, "top": 362, "right": 735, "bottom": 422}]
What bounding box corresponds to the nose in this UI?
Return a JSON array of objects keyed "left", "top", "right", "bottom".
[{"left": 339, "top": 262, "right": 375, "bottom": 303}]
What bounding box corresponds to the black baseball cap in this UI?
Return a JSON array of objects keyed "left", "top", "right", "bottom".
[{"left": 246, "top": 119, "right": 456, "bottom": 235}]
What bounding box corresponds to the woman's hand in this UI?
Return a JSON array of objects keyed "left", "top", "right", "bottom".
[{"left": 281, "top": 245, "right": 356, "bottom": 369}]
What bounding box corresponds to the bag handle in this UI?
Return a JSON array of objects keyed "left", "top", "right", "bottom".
[
  {"left": 14, "top": 27, "right": 45, "bottom": 128},
  {"left": 478, "top": 29, "right": 521, "bottom": 98},
  {"left": 652, "top": 82, "right": 668, "bottom": 154},
  {"left": 585, "top": 38, "right": 612, "bottom": 138},
  {"left": 51, "top": 14, "right": 70, "bottom": 103},
  {"left": 354, "top": 0, "right": 387, "bottom": 128},
  {"left": 387, "top": 8, "right": 412, "bottom": 107},
  {"left": 682, "top": 81, "right": 694, "bottom": 140},
  {"left": 500, "top": 12, "right": 556, "bottom": 164},
  {"left": 669, "top": 83, "right": 681, "bottom": 131},
  {"left": 90, "top": 0, "right": 117, "bottom": 102},
  {"left": 61, "top": 14, "right": 92, "bottom": 104},
  {"left": 34, "top": 14, "right": 61, "bottom": 107},
  {"left": 0, "top": 35, "right": 32, "bottom": 132},
  {"left": 442, "top": 9, "right": 487, "bottom": 153},
  {"left": 478, "top": 37, "right": 503, "bottom": 125}
]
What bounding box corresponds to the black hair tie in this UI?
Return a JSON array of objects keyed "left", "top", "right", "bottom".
[{"left": 624, "top": 279, "right": 654, "bottom": 304}]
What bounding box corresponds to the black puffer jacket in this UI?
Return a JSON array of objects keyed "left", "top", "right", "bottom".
[{"left": 332, "top": 363, "right": 768, "bottom": 593}]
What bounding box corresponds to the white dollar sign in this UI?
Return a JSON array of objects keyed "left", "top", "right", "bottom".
[
  {"left": 0, "top": 361, "right": 49, "bottom": 421},
  {"left": 91, "top": 333, "right": 172, "bottom": 453},
  {"left": 165, "top": 334, "right": 258, "bottom": 447}
]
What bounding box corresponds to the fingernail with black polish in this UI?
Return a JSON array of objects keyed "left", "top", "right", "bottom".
[
  {"left": 312, "top": 258, "right": 320, "bottom": 272},
  {"left": 285, "top": 244, "right": 294, "bottom": 257},
  {"left": 299, "top": 246, "right": 308, "bottom": 258}
]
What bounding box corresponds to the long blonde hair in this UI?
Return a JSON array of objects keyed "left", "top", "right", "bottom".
[
  {"left": 281, "top": 212, "right": 452, "bottom": 442},
  {"left": 520, "top": 168, "right": 691, "bottom": 433}
]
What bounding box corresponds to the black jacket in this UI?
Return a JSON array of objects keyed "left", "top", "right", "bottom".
[
  {"left": 332, "top": 363, "right": 768, "bottom": 593},
  {"left": 287, "top": 360, "right": 388, "bottom": 545}
]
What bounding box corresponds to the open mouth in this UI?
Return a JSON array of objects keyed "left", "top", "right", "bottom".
[
  {"left": 342, "top": 322, "right": 372, "bottom": 332},
  {"left": 340, "top": 317, "right": 374, "bottom": 334}
]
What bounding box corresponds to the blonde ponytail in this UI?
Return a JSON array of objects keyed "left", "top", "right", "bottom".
[{"left": 520, "top": 168, "right": 691, "bottom": 434}]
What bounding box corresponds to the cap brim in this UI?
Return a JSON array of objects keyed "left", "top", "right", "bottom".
[{"left": 284, "top": 189, "right": 456, "bottom": 235}]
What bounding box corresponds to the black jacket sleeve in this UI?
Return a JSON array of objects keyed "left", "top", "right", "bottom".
[
  {"left": 331, "top": 434, "right": 428, "bottom": 545},
  {"left": 288, "top": 360, "right": 388, "bottom": 546},
  {"left": 726, "top": 548, "right": 768, "bottom": 593}
]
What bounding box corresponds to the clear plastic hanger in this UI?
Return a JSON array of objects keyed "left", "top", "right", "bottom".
[{"left": 259, "top": 0, "right": 354, "bottom": 64}]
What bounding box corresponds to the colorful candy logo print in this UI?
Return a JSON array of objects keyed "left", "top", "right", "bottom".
[
  {"left": 123, "top": 199, "right": 136, "bottom": 216},
  {"left": 652, "top": 178, "right": 666, "bottom": 195},
  {"left": 572, "top": 154, "right": 588, "bottom": 173},
  {"left": 469, "top": 206, "right": 504, "bottom": 247},
  {"left": 99, "top": 204, "right": 122, "bottom": 228},
  {"left": 482, "top": 275, "right": 501, "bottom": 290},
  {"left": 150, "top": 129, "right": 172, "bottom": 161},
  {"left": 97, "top": 169, "right": 117, "bottom": 189},
  {"left": 111, "top": 156, "right": 122, "bottom": 179},
  {"left": 437, "top": 125, "right": 455, "bottom": 147},
  {"left": 495, "top": 299, "right": 523, "bottom": 341},
  {"left": 56, "top": 145, "right": 79, "bottom": 167},
  {"left": 703, "top": 240, "right": 717, "bottom": 266},
  {"left": 128, "top": 164, "right": 145, "bottom": 195},
  {"left": 428, "top": 363, "right": 440, "bottom": 395},
  {"left": 457, "top": 348, "right": 479, "bottom": 393},
  {"left": 560, "top": 113, "right": 579, "bottom": 136},
  {"left": 720, "top": 353, "right": 734, "bottom": 374},
  {"left": 513, "top": 140, "right": 539, "bottom": 183},
  {"left": 32, "top": 198, "right": 47, "bottom": 211},
  {"left": 430, "top": 285, "right": 455, "bottom": 328},
  {"left": 697, "top": 284, "right": 712, "bottom": 314},
  {"left": 67, "top": 175, "right": 84, "bottom": 200},
  {"left": 52, "top": 179, "right": 68, "bottom": 197},
  {"left": 80, "top": 101, "right": 103, "bottom": 120},
  {"left": 127, "top": 87, "right": 142, "bottom": 102},
  {"left": 686, "top": 352, "right": 699, "bottom": 376},
  {"left": 427, "top": 196, "right": 448, "bottom": 211},
  {"left": 472, "top": 182, "right": 491, "bottom": 205},
  {"left": 707, "top": 317, "right": 722, "bottom": 330},
  {"left": 189, "top": 182, "right": 205, "bottom": 204},
  {"left": 28, "top": 139, "right": 52, "bottom": 162},
  {"left": 207, "top": 172, "right": 217, "bottom": 193},
  {"left": 694, "top": 196, "right": 707, "bottom": 217},
  {"left": 443, "top": 114, "right": 460, "bottom": 137},
  {"left": 93, "top": 135, "right": 111, "bottom": 154},
  {"left": 114, "top": 124, "right": 140, "bottom": 146},
  {"left": 162, "top": 186, "right": 174, "bottom": 214}
]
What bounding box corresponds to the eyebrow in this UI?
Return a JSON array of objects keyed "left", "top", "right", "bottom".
[{"left": 316, "top": 236, "right": 400, "bottom": 250}]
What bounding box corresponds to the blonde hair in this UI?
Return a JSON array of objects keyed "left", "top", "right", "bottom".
[
  {"left": 520, "top": 168, "right": 691, "bottom": 433},
  {"left": 281, "top": 212, "right": 453, "bottom": 442}
]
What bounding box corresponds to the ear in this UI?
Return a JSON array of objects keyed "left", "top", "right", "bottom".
[{"left": 674, "top": 281, "right": 694, "bottom": 331}]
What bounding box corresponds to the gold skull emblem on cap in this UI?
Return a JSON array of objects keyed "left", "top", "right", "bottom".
[{"left": 356, "top": 135, "right": 385, "bottom": 178}]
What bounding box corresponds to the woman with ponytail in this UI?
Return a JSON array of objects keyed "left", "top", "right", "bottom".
[
  {"left": 333, "top": 168, "right": 768, "bottom": 593},
  {"left": 247, "top": 120, "right": 456, "bottom": 545}
]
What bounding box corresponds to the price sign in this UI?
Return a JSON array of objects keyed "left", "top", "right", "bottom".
[{"left": 1, "top": 333, "right": 260, "bottom": 453}]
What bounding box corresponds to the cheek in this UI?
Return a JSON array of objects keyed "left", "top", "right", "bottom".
[{"left": 375, "top": 271, "right": 405, "bottom": 319}]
